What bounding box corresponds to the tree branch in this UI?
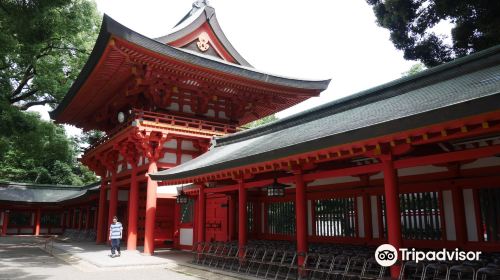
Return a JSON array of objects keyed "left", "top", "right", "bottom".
[
  {"left": 10, "top": 64, "right": 34, "bottom": 98},
  {"left": 9, "top": 88, "right": 39, "bottom": 104},
  {"left": 15, "top": 99, "right": 57, "bottom": 111}
]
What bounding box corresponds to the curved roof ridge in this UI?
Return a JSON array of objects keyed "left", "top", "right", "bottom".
[
  {"left": 215, "top": 44, "right": 500, "bottom": 147},
  {"left": 51, "top": 14, "right": 331, "bottom": 121},
  {"left": 0, "top": 181, "right": 100, "bottom": 190},
  {"left": 154, "top": 4, "right": 253, "bottom": 67}
]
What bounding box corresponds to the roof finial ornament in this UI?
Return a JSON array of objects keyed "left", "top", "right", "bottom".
[{"left": 193, "top": 0, "right": 209, "bottom": 8}]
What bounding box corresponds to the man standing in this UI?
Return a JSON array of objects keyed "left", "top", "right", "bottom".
[{"left": 109, "top": 216, "right": 123, "bottom": 257}]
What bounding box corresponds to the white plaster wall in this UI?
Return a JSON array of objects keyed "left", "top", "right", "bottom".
[
  {"left": 181, "top": 140, "right": 197, "bottom": 151},
  {"left": 463, "top": 189, "right": 478, "bottom": 241},
  {"left": 308, "top": 176, "right": 359, "bottom": 186},
  {"left": 398, "top": 165, "right": 448, "bottom": 176},
  {"left": 164, "top": 139, "right": 177, "bottom": 149},
  {"left": 371, "top": 195, "right": 380, "bottom": 238},
  {"left": 180, "top": 228, "right": 193, "bottom": 246},
  {"left": 166, "top": 102, "right": 179, "bottom": 111},
  {"left": 159, "top": 152, "right": 177, "bottom": 164},
  {"left": 461, "top": 157, "right": 500, "bottom": 169},
  {"left": 106, "top": 190, "right": 129, "bottom": 202},
  {"left": 181, "top": 154, "right": 193, "bottom": 164},
  {"left": 183, "top": 105, "right": 193, "bottom": 114},
  {"left": 157, "top": 185, "right": 178, "bottom": 195},
  {"left": 7, "top": 228, "right": 17, "bottom": 234},
  {"left": 219, "top": 111, "right": 228, "bottom": 120},
  {"left": 357, "top": 196, "right": 365, "bottom": 238},
  {"left": 370, "top": 172, "right": 384, "bottom": 180},
  {"left": 206, "top": 109, "right": 215, "bottom": 118}
]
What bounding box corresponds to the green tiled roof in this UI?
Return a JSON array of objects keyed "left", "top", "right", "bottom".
[
  {"left": 0, "top": 181, "right": 100, "bottom": 203},
  {"left": 150, "top": 44, "right": 500, "bottom": 182}
]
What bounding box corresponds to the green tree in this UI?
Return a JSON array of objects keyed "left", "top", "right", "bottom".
[
  {"left": 366, "top": 0, "right": 500, "bottom": 67},
  {"left": 0, "top": 99, "right": 97, "bottom": 185},
  {"left": 245, "top": 114, "right": 278, "bottom": 128},
  {"left": 401, "top": 63, "right": 426, "bottom": 77},
  {"left": 0, "top": 0, "right": 101, "bottom": 110}
]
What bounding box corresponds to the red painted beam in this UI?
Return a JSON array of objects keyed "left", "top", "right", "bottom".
[{"left": 394, "top": 144, "right": 500, "bottom": 169}]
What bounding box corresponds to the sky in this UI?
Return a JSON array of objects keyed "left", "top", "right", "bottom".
[{"left": 32, "top": 0, "right": 424, "bottom": 136}]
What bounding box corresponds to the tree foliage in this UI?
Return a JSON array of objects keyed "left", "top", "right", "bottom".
[
  {"left": 245, "top": 114, "right": 278, "bottom": 128},
  {"left": 0, "top": 99, "right": 97, "bottom": 185},
  {"left": 0, "top": 0, "right": 101, "bottom": 185},
  {"left": 366, "top": 0, "right": 500, "bottom": 67},
  {"left": 401, "top": 63, "right": 426, "bottom": 77},
  {"left": 0, "top": 0, "right": 101, "bottom": 110}
]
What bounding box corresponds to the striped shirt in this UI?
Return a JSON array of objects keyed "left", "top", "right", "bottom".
[{"left": 109, "top": 222, "right": 123, "bottom": 239}]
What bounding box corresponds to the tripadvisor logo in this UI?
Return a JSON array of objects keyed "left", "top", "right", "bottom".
[
  {"left": 375, "top": 244, "right": 398, "bottom": 267},
  {"left": 374, "top": 244, "right": 482, "bottom": 266}
]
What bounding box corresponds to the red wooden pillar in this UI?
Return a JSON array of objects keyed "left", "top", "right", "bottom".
[
  {"left": 35, "top": 208, "right": 41, "bottom": 236},
  {"left": 294, "top": 171, "right": 308, "bottom": 267},
  {"left": 144, "top": 160, "right": 158, "bottom": 255},
  {"left": 238, "top": 179, "right": 247, "bottom": 258},
  {"left": 107, "top": 171, "right": 118, "bottom": 240},
  {"left": 197, "top": 184, "right": 206, "bottom": 250},
  {"left": 96, "top": 179, "right": 108, "bottom": 244},
  {"left": 381, "top": 155, "right": 402, "bottom": 279},
  {"left": 127, "top": 164, "right": 139, "bottom": 251},
  {"left": 2, "top": 210, "right": 9, "bottom": 236},
  {"left": 85, "top": 207, "right": 91, "bottom": 230}
]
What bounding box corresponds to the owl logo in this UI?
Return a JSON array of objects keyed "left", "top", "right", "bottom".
[{"left": 197, "top": 32, "right": 210, "bottom": 52}]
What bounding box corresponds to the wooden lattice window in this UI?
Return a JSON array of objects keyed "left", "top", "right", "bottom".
[
  {"left": 315, "top": 197, "right": 357, "bottom": 237},
  {"left": 478, "top": 188, "right": 500, "bottom": 242},
  {"left": 267, "top": 201, "right": 295, "bottom": 235},
  {"left": 180, "top": 198, "right": 194, "bottom": 224},
  {"left": 379, "top": 192, "right": 442, "bottom": 240},
  {"left": 9, "top": 211, "right": 31, "bottom": 226},
  {"left": 247, "top": 203, "right": 254, "bottom": 233},
  {"left": 41, "top": 212, "right": 61, "bottom": 227}
]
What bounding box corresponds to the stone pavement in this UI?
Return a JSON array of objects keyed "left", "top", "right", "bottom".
[{"left": 0, "top": 236, "right": 257, "bottom": 280}]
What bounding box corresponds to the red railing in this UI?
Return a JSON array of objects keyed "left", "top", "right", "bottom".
[
  {"left": 133, "top": 109, "right": 239, "bottom": 135},
  {"left": 84, "top": 109, "right": 241, "bottom": 154}
]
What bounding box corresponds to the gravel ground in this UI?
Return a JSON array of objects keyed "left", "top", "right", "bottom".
[{"left": 0, "top": 236, "right": 207, "bottom": 280}]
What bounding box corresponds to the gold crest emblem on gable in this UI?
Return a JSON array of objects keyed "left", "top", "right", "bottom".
[{"left": 197, "top": 32, "right": 210, "bottom": 52}]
